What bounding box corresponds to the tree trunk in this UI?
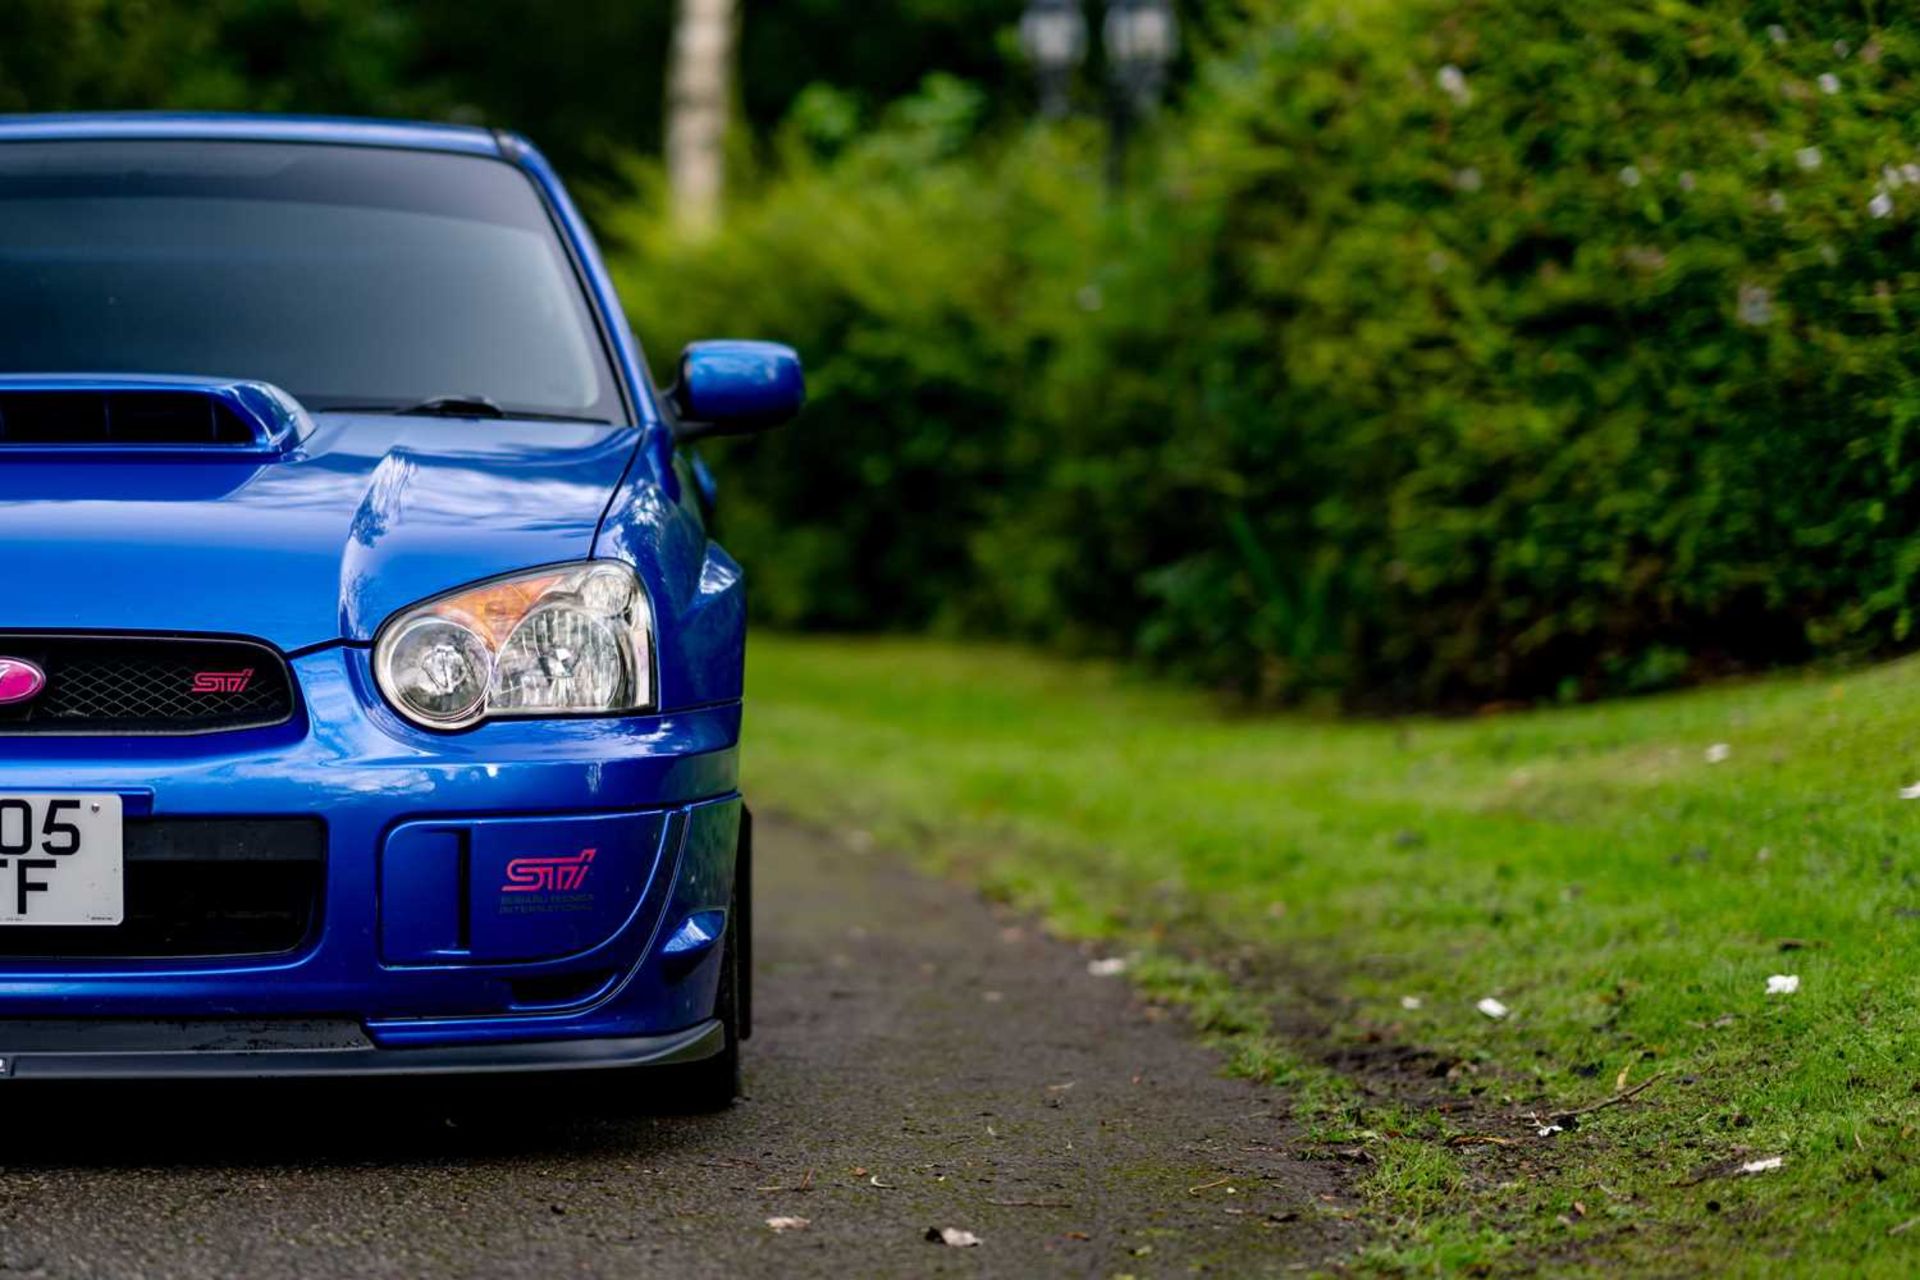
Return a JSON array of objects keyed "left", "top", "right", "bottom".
[{"left": 666, "top": 0, "right": 737, "bottom": 235}]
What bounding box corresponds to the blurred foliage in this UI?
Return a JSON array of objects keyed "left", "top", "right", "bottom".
[
  {"left": 740, "top": 0, "right": 1024, "bottom": 138},
  {"left": 620, "top": 0, "right": 1920, "bottom": 707},
  {"left": 0, "top": 0, "right": 1026, "bottom": 199}
]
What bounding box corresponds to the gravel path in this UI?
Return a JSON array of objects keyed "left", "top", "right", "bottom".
[{"left": 0, "top": 815, "right": 1354, "bottom": 1277}]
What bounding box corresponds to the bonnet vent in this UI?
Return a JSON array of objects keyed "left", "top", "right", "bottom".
[{"left": 0, "top": 377, "right": 312, "bottom": 455}]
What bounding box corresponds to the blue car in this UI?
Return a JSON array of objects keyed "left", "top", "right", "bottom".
[{"left": 0, "top": 114, "right": 801, "bottom": 1105}]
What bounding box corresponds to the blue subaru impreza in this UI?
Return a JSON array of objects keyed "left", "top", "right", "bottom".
[{"left": 0, "top": 114, "right": 800, "bottom": 1104}]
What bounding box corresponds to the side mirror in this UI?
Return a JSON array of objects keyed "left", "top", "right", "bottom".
[{"left": 668, "top": 340, "right": 805, "bottom": 442}]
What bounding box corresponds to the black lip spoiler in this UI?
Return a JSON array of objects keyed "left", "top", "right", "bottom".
[
  {"left": 0, "top": 1018, "right": 723, "bottom": 1079},
  {"left": 0, "top": 375, "right": 314, "bottom": 456}
]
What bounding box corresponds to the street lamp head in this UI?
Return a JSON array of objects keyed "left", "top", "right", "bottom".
[
  {"left": 1021, "top": 0, "right": 1090, "bottom": 72},
  {"left": 1021, "top": 0, "right": 1089, "bottom": 118},
  {"left": 1104, "top": 0, "right": 1179, "bottom": 113}
]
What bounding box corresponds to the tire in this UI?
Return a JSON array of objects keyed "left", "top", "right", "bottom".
[
  {"left": 653, "top": 883, "right": 742, "bottom": 1112},
  {"left": 612, "top": 811, "right": 749, "bottom": 1114}
]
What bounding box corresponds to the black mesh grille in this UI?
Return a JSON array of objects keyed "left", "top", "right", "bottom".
[
  {"left": 0, "top": 818, "right": 325, "bottom": 959},
  {"left": 0, "top": 636, "right": 295, "bottom": 735}
]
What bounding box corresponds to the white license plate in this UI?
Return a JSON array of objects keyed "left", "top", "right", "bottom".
[{"left": 0, "top": 795, "right": 123, "bottom": 926}]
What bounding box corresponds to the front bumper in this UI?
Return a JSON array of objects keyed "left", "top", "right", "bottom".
[{"left": 0, "top": 645, "right": 743, "bottom": 1069}]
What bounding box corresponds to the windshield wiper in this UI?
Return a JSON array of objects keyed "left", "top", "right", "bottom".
[
  {"left": 317, "top": 397, "right": 614, "bottom": 425},
  {"left": 394, "top": 394, "right": 507, "bottom": 418}
]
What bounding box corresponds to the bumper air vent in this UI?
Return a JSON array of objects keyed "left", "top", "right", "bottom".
[{"left": 0, "top": 817, "right": 326, "bottom": 959}]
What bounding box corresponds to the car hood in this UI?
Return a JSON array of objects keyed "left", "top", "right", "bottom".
[{"left": 0, "top": 414, "right": 640, "bottom": 650}]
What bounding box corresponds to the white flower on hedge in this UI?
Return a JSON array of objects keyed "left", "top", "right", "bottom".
[
  {"left": 1679, "top": 171, "right": 1697, "bottom": 192},
  {"left": 1871, "top": 191, "right": 1895, "bottom": 219},
  {"left": 1453, "top": 167, "right": 1483, "bottom": 193},
  {"left": 1796, "top": 146, "right": 1823, "bottom": 171},
  {"left": 1437, "top": 65, "right": 1471, "bottom": 105},
  {"left": 1767, "top": 24, "right": 1788, "bottom": 45},
  {"left": 1834, "top": 39, "right": 1852, "bottom": 58},
  {"left": 1819, "top": 73, "right": 1841, "bottom": 95},
  {"left": 1767, "top": 190, "right": 1788, "bottom": 213},
  {"left": 1903, "top": 163, "right": 1920, "bottom": 186},
  {"left": 1620, "top": 165, "right": 1643, "bottom": 188},
  {"left": 1885, "top": 167, "right": 1905, "bottom": 190},
  {"left": 1737, "top": 284, "right": 1774, "bottom": 327}
]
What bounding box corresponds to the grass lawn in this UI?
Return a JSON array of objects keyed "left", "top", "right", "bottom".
[{"left": 743, "top": 633, "right": 1920, "bottom": 1275}]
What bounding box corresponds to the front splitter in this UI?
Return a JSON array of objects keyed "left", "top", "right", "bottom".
[{"left": 0, "top": 1016, "right": 722, "bottom": 1079}]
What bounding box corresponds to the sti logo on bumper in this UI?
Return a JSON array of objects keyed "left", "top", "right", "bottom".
[
  {"left": 0, "top": 659, "right": 45, "bottom": 706},
  {"left": 502, "top": 847, "right": 597, "bottom": 894},
  {"left": 191, "top": 668, "right": 254, "bottom": 694}
]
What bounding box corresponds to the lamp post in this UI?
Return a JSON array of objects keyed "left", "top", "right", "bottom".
[
  {"left": 1103, "top": 0, "right": 1178, "bottom": 118},
  {"left": 1020, "top": 0, "right": 1089, "bottom": 120},
  {"left": 1023, "top": 0, "right": 1179, "bottom": 190},
  {"left": 1102, "top": 0, "right": 1177, "bottom": 189}
]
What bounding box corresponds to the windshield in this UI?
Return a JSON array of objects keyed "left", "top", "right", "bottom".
[{"left": 0, "top": 140, "right": 622, "bottom": 423}]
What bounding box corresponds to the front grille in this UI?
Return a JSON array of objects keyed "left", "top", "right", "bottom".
[
  {"left": 0, "top": 818, "right": 325, "bottom": 959},
  {"left": 0, "top": 636, "right": 295, "bottom": 735}
]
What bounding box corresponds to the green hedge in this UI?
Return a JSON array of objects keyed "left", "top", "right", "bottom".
[{"left": 616, "top": 1, "right": 1920, "bottom": 706}]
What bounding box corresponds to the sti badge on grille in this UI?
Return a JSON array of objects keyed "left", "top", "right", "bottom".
[{"left": 0, "top": 658, "right": 45, "bottom": 706}]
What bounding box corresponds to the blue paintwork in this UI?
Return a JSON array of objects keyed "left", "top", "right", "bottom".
[
  {"left": 387, "top": 809, "right": 671, "bottom": 964},
  {"left": 0, "top": 114, "right": 796, "bottom": 1071},
  {"left": 0, "top": 414, "right": 633, "bottom": 651},
  {"left": 0, "top": 375, "right": 315, "bottom": 454},
  {"left": 677, "top": 341, "right": 807, "bottom": 429}
]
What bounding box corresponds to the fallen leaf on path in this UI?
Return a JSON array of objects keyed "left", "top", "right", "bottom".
[
  {"left": 1766, "top": 974, "right": 1800, "bottom": 995},
  {"left": 926, "top": 1227, "right": 981, "bottom": 1247},
  {"left": 1087, "top": 957, "right": 1128, "bottom": 977},
  {"left": 766, "top": 1217, "right": 810, "bottom": 1233},
  {"left": 1680, "top": 1153, "right": 1787, "bottom": 1185},
  {"left": 1477, "top": 997, "right": 1510, "bottom": 1020}
]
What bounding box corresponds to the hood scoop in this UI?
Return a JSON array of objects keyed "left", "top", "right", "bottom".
[{"left": 0, "top": 376, "right": 312, "bottom": 456}]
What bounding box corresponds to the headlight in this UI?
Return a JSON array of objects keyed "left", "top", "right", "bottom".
[{"left": 374, "top": 562, "right": 654, "bottom": 730}]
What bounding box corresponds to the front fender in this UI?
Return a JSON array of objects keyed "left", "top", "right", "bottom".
[{"left": 597, "top": 477, "right": 746, "bottom": 710}]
